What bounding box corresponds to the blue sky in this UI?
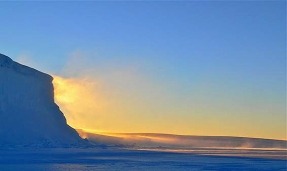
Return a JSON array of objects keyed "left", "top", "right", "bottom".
[{"left": 0, "top": 1, "right": 286, "bottom": 139}]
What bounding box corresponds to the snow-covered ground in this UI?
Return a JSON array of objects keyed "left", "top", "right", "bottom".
[{"left": 0, "top": 148, "right": 286, "bottom": 171}]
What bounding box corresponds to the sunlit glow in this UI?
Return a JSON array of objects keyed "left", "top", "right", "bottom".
[
  {"left": 53, "top": 76, "right": 106, "bottom": 130},
  {"left": 52, "top": 74, "right": 286, "bottom": 140},
  {"left": 93, "top": 132, "right": 177, "bottom": 144}
]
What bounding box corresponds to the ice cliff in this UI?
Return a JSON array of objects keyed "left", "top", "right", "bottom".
[{"left": 0, "top": 54, "right": 84, "bottom": 147}]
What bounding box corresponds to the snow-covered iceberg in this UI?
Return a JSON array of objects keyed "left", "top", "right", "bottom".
[{"left": 0, "top": 54, "right": 84, "bottom": 147}]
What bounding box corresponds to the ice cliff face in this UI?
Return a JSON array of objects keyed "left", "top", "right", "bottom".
[{"left": 0, "top": 54, "right": 84, "bottom": 147}]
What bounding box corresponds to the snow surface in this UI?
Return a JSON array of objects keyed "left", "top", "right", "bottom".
[
  {"left": 0, "top": 148, "right": 286, "bottom": 171},
  {"left": 0, "top": 54, "right": 84, "bottom": 147}
]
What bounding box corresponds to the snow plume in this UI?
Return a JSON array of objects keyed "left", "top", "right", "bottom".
[
  {"left": 51, "top": 50, "right": 154, "bottom": 133},
  {"left": 53, "top": 75, "right": 106, "bottom": 131},
  {"left": 14, "top": 51, "right": 146, "bottom": 133},
  {"left": 79, "top": 131, "right": 287, "bottom": 150},
  {"left": 51, "top": 51, "right": 117, "bottom": 131}
]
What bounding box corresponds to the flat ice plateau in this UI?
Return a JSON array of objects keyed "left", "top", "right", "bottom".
[{"left": 0, "top": 148, "right": 286, "bottom": 171}]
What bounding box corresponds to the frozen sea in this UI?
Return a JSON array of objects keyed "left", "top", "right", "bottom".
[{"left": 0, "top": 147, "right": 286, "bottom": 171}]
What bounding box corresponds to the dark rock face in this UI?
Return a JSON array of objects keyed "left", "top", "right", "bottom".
[{"left": 0, "top": 54, "right": 84, "bottom": 147}]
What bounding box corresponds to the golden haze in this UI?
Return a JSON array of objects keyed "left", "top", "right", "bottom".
[{"left": 52, "top": 76, "right": 286, "bottom": 140}]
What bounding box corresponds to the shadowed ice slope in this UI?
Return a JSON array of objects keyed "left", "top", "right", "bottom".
[{"left": 0, "top": 54, "right": 84, "bottom": 147}]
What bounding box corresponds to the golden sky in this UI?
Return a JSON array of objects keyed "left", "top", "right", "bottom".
[{"left": 53, "top": 75, "right": 286, "bottom": 140}]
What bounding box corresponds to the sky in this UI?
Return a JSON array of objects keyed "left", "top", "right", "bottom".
[{"left": 0, "top": 1, "right": 286, "bottom": 140}]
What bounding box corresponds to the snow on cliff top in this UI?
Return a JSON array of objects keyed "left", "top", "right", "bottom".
[{"left": 0, "top": 53, "right": 86, "bottom": 147}]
